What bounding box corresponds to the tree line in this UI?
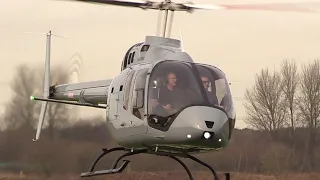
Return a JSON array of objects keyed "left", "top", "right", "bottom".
[
  {"left": 243, "top": 59, "right": 320, "bottom": 171},
  {"left": 0, "top": 61, "right": 319, "bottom": 178}
]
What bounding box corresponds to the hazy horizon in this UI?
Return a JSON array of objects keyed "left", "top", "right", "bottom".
[{"left": 1, "top": 0, "right": 320, "bottom": 129}]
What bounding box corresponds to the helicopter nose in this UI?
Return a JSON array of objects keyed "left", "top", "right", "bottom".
[{"left": 166, "top": 106, "right": 230, "bottom": 145}]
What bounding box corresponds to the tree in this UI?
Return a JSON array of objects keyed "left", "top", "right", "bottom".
[
  {"left": 243, "top": 68, "right": 287, "bottom": 140},
  {"left": 297, "top": 59, "right": 320, "bottom": 170},
  {"left": 259, "top": 143, "right": 296, "bottom": 175},
  {"left": 280, "top": 59, "right": 299, "bottom": 140},
  {"left": 2, "top": 64, "right": 70, "bottom": 139},
  {"left": 2, "top": 64, "right": 39, "bottom": 130},
  {"left": 279, "top": 59, "right": 300, "bottom": 171}
]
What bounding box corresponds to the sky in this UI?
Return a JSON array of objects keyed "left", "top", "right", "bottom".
[{"left": 0, "top": 0, "right": 320, "bottom": 129}]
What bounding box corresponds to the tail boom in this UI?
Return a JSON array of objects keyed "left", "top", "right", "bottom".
[
  {"left": 49, "top": 79, "right": 112, "bottom": 106},
  {"left": 32, "top": 79, "right": 112, "bottom": 107},
  {"left": 31, "top": 79, "right": 112, "bottom": 141}
]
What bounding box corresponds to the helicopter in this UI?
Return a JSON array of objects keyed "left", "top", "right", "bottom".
[{"left": 29, "top": 0, "right": 319, "bottom": 180}]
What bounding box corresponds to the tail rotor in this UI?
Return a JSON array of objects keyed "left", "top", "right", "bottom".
[{"left": 27, "top": 30, "right": 66, "bottom": 142}]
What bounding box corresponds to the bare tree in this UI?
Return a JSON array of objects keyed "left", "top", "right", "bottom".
[
  {"left": 297, "top": 59, "right": 320, "bottom": 170},
  {"left": 280, "top": 59, "right": 299, "bottom": 140},
  {"left": 2, "top": 64, "right": 70, "bottom": 139},
  {"left": 243, "top": 68, "right": 287, "bottom": 140},
  {"left": 2, "top": 64, "right": 39, "bottom": 130}
]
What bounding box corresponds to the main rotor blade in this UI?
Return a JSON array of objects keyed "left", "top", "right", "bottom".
[
  {"left": 183, "top": 2, "right": 320, "bottom": 13},
  {"left": 57, "top": 0, "right": 320, "bottom": 13},
  {"left": 60, "top": 0, "right": 148, "bottom": 8}
]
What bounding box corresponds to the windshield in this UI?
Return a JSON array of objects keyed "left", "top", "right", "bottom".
[
  {"left": 147, "top": 61, "right": 205, "bottom": 117},
  {"left": 194, "top": 64, "right": 235, "bottom": 119},
  {"left": 147, "top": 61, "right": 235, "bottom": 125}
]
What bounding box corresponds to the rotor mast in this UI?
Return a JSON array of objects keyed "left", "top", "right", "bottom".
[{"left": 156, "top": 0, "right": 175, "bottom": 38}]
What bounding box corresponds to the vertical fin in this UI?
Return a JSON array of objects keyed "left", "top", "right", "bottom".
[{"left": 32, "top": 30, "right": 51, "bottom": 142}]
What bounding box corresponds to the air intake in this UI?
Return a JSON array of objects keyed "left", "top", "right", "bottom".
[{"left": 205, "top": 121, "right": 214, "bottom": 128}]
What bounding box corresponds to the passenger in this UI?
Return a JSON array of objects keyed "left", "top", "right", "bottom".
[
  {"left": 201, "top": 76, "right": 219, "bottom": 105},
  {"left": 220, "top": 82, "right": 231, "bottom": 108},
  {"left": 201, "top": 76, "right": 210, "bottom": 90}
]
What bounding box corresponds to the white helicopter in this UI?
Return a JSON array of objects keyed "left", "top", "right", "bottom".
[{"left": 30, "top": 0, "right": 318, "bottom": 179}]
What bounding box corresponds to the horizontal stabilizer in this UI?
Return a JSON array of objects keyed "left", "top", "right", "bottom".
[{"left": 30, "top": 96, "right": 107, "bottom": 109}]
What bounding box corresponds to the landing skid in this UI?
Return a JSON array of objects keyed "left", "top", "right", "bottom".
[{"left": 80, "top": 147, "right": 231, "bottom": 180}]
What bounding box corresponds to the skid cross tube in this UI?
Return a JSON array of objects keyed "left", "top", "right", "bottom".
[
  {"left": 111, "top": 149, "right": 196, "bottom": 180},
  {"left": 110, "top": 150, "right": 224, "bottom": 180},
  {"left": 80, "top": 147, "right": 230, "bottom": 180},
  {"left": 112, "top": 149, "right": 148, "bottom": 169},
  {"left": 80, "top": 147, "right": 129, "bottom": 177}
]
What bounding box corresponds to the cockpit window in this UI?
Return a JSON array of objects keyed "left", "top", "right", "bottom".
[
  {"left": 146, "top": 60, "right": 235, "bottom": 130},
  {"left": 195, "top": 65, "right": 226, "bottom": 105},
  {"left": 147, "top": 61, "right": 205, "bottom": 118},
  {"left": 195, "top": 64, "right": 235, "bottom": 119}
]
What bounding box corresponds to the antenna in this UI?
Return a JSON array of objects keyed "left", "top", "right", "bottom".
[
  {"left": 180, "top": 30, "right": 184, "bottom": 51},
  {"left": 22, "top": 30, "right": 67, "bottom": 142}
]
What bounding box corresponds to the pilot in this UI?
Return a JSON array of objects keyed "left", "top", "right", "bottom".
[
  {"left": 151, "top": 72, "right": 183, "bottom": 116},
  {"left": 201, "top": 76, "right": 219, "bottom": 105}
]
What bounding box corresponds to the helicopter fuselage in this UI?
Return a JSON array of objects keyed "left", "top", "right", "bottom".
[
  {"left": 29, "top": 0, "right": 315, "bottom": 177},
  {"left": 48, "top": 36, "right": 236, "bottom": 155}
]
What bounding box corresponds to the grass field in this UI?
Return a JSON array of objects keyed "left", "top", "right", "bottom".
[{"left": 1, "top": 172, "right": 320, "bottom": 180}]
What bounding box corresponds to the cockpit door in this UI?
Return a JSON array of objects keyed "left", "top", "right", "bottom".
[
  {"left": 107, "top": 69, "right": 131, "bottom": 123},
  {"left": 107, "top": 83, "right": 120, "bottom": 121},
  {"left": 122, "top": 64, "right": 151, "bottom": 135}
]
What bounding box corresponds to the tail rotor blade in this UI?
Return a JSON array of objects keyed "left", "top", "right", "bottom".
[
  {"left": 52, "top": 34, "right": 68, "bottom": 39},
  {"left": 21, "top": 32, "right": 47, "bottom": 35}
]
